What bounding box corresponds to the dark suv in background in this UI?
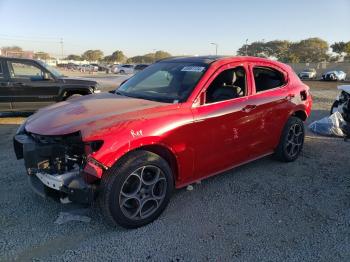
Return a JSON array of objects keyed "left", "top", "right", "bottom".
[{"left": 0, "top": 57, "right": 101, "bottom": 112}]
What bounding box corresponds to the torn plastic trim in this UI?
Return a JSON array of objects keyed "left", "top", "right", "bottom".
[{"left": 86, "top": 155, "right": 108, "bottom": 170}]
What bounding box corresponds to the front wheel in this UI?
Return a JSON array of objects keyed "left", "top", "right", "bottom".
[
  {"left": 275, "top": 116, "right": 305, "bottom": 162},
  {"left": 99, "top": 150, "right": 174, "bottom": 228}
]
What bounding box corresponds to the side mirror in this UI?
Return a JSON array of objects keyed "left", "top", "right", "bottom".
[{"left": 193, "top": 92, "right": 206, "bottom": 107}]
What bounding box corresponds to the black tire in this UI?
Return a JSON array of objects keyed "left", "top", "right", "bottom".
[
  {"left": 330, "top": 100, "right": 339, "bottom": 115},
  {"left": 99, "top": 150, "right": 174, "bottom": 228},
  {"left": 275, "top": 116, "right": 305, "bottom": 162}
]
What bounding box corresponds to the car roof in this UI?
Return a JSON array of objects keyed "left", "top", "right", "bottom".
[
  {"left": 0, "top": 56, "right": 39, "bottom": 63},
  {"left": 158, "top": 56, "right": 289, "bottom": 69}
]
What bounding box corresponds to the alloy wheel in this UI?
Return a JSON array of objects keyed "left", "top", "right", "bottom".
[
  {"left": 119, "top": 165, "right": 167, "bottom": 220},
  {"left": 285, "top": 123, "right": 303, "bottom": 158}
]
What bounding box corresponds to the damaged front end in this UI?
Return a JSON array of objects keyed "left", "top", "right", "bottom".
[{"left": 14, "top": 129, "right": 104, "bottom": 204}]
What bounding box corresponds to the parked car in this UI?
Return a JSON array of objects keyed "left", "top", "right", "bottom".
[
  {"left": 298, "top": 68, "right": 317, "bottom": 79},
  {"left": 0, "top": 57, "right": 101, "bottom": 111},
  {"left": 134, "top": 64, "right": 149, "bottom": 72},
  {"left": 89, "top": 63, "right": 100, "bottom": 71},
  {"left": 117, "top": 64, "right": 135, "bottom": 74},
  {"left": 14, "top": 56, "right": 312, "bottom": 228},
  {"left": 322, "top": 70, "right": 346, "bottom": 81},
  {"left": 77, "top": 64, "right": 97, "bottom": 72}
]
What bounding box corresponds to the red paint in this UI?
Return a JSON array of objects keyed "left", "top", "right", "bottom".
[{"left": 25, "top": 57, "right": 312, "bottom": 188}]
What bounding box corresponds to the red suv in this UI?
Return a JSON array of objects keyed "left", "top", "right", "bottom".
[{"left": 14, "top": 56, "right": 312, "bottom": 228}]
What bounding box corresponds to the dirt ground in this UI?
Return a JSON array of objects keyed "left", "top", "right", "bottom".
[{"left": 0, "top": 80, "right": 349, "bottom": 261}]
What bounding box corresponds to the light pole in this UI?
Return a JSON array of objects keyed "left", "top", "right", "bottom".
[{"left": 210, "top": 42, "right": 218, "bottom": 56}]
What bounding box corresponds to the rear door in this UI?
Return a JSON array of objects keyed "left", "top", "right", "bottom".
[
  {"left": 0, "top": 60, "right": 12, "bottom": 111},
  {"left": 7, "top": 60, "right": 61, "bottom": 111},
  {"left": 246, "top": 62, "right": 292, "bottom": 157}
]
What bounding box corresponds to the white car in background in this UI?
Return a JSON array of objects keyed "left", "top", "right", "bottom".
[
  {"left": 78, "top": 64, "right": 98, "bottom": 72},
  {"left": 298, "top": 68, "right": 317, "bottom": 79},
  {"left": 115, "top": 64, "right": 135, "bottom": 74},
  {"left": 322, "top": 70, "right": 347, "bottom": 81}
]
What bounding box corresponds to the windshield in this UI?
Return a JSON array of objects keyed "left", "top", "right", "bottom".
[
  {"left": 303, "top": 69, "right": 314, "bottom": 72},
  {"left": 117, "top": 62, "right": 208, "bottom": 103},
  {"left": 37, "top": 60, "right": 64, "bottom": 78}
]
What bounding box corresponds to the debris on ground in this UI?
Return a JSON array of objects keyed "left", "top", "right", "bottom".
[
  {"left": 186, "top": 185, "right": 194, "bottom": 191},
  {"left": 308, "top": 112, "right": 348, "bottom": 137},
  {"left": 54, "top": 209, "right": 91, "bottom": 225}
]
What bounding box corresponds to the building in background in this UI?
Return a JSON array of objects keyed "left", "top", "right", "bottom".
[{"left": 0, "top": 48, "right": 34, "bottom": 59}]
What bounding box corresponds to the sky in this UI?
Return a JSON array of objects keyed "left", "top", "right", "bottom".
[{"left": 0, "top": 0, "right": 349, "bottom": 58}]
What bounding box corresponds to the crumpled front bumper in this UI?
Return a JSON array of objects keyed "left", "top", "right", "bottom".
[{"left": 13, "top": 133, "right": 96, "bottom": 204}]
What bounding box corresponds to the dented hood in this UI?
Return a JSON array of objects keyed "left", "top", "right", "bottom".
[{"left": 25, "top": 93, "right": 168, "bottom": 136}]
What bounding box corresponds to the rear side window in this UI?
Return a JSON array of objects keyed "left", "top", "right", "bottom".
[{"left": 253, "top": 67, "right": 286, "bottom": 92}]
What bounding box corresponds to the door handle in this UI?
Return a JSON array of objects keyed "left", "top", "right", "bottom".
[
  {"left": 241, "top": 105, "right": 257, "bottom": 113},
  {"left": 285, "top": 94, "right": 295, "bottom": 101},
  {"left": 14, "top": 82, "right": 25, "bottom": 86}
]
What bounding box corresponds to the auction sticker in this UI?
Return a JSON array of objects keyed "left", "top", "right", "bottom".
[{"left": 181, "top": 66, "right": 205, "bottom": 72}]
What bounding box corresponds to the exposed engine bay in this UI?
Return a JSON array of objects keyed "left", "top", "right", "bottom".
[{"left": 14, "top": 131, "right": 100, "bottom": 203}]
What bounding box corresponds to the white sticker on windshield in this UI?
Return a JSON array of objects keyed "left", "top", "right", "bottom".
[{"left": 181, "top": 66, "right": 205, "bottom": 72}]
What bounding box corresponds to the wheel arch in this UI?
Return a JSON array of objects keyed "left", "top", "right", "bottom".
[
  {"left": 292, "top": 110, "right": 308, "bottom": 121},
  {"left": 109, "top": 144, "right": 179, "bottom": 184},
  {"left": 60, "top": 87, "right": 94, "bottom": 100}
]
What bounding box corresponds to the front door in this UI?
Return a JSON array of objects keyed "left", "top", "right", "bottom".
[{"left": 7, "top": 60, "right": 60, "bottom": 111}]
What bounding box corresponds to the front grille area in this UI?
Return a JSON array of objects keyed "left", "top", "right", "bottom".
[{"left": 24, "top": 132, "right": 86, "bottom": 175}]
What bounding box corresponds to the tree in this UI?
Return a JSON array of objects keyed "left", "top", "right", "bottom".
[
  {"left": 292, "top": 38, "right": 329, "bottom": 62},
  {"left": 82, "top": 50, "right": 104, "bottom": 62},
  {"left": 126, "top": 51, "right": 172, "bottom": 64},
  {"left": 236, "top": 38, "right": 331, "bottom": 63},
  {"left": 126, "top": 55, "right": 154, "bottom": 64},
  {"left": 65, "top": 54, "right": 82, "bottom": 61},
  {"left": 263, "top": 40, "right": 292, "bottom": 61},
  {"left": 111, "top": 50, "right": 126, "bottom": 63},
  {"left": 154, "top": 50, "right": 171, "bottom": 60},
  {"left": 34, "top": 52, "right": 50, "bottom": 60},
  {"left": 331, "top": 42, "right": 347, "bottom": 55},
  {"left": 345, "top": 42, "right": 350, "bottom": 55}
]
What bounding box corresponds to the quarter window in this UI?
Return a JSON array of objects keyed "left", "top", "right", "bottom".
[{"left": 253, "top": 67, "right": 285, "bottom": 92}]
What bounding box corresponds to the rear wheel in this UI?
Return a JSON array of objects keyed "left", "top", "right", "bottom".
[
  {"left": 99, "top": 150, "right": 174, "bottom": 228},
  {"left": 275, "top": 116, "right": 305, "bottom": 162}
]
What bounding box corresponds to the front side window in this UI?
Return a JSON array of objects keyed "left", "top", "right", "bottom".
[
  {"left": 118, "top": 62, "right": 207, "bottom": 103},
  {"left": 0, "top": 62, "right": 3, "bottom": 78},
  {"left": 8, "top": 61, "right": 44, "bottom": 80},
  {"left": 253, "top": 67, "right": 285, "bottom": 92},
  {"left": 205, "top": 66, "right": 246, "bottom": 104}
]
